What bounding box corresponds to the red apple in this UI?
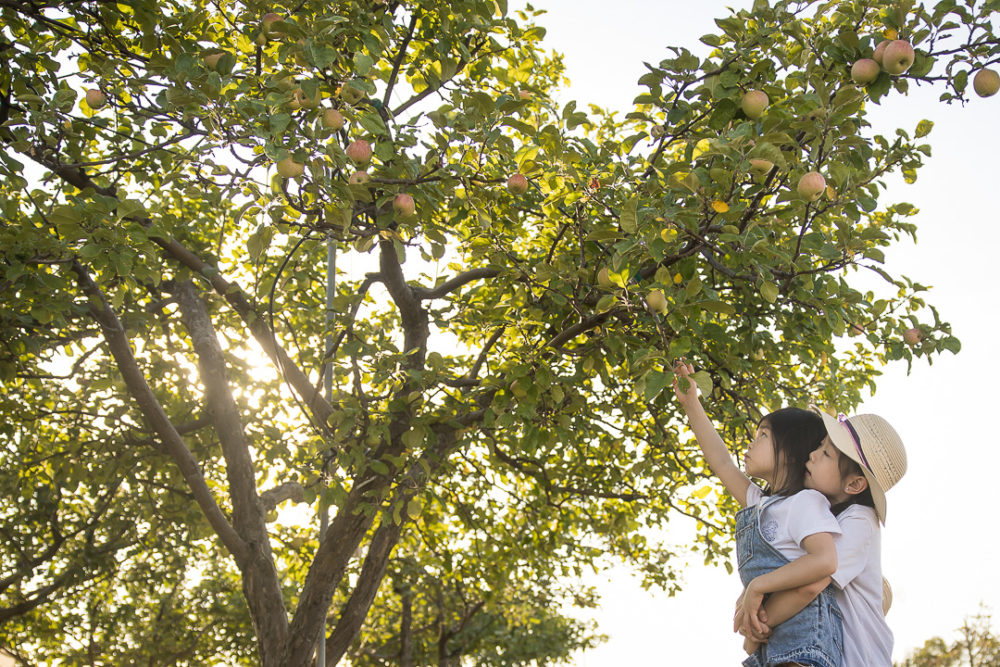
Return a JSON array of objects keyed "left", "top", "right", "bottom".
[
  {"left": 872, "top": 39, "right": 891, "bottom": 65},
  {"left": 882, "top": 40, "right": 914, "bottom": 75},
  {"left": 322, "top": 108, "right": 345, "bottom": 130},
  {"left": 393, "top": 193, "right": 416, "bottom": 218},
  {"left": 902, "top": 328, "right": 923, "bottom": 346},
  {"left": 261, "top": 12, "right": 283, "bottom": 35},
  {"left": 741, "top": 90, "right": 769, "bottom": 119},
  {"left": 276, "top": 157, "right": 304, "bottom": 179},
  {"left": 973, "top": 68, "right": 1000, "bottom": 98},
  {"left": 345, "top": 139, "right": 372, "bottom": 165},
  {"left": 797, "top": 171, "right": 826, "bottom": 201},
  {"left": 851, "top": 58, "right": 881, "bottom": 85},
  {"left": 85, "top": 88, "right": 106, "bottom": 109},
  {"left": 507, "top": 173, "right": 529, "bottom": 194}
]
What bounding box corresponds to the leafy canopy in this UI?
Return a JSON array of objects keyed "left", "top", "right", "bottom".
[{"left": 1, "top": 0, "right": 992, "bottom": 664}]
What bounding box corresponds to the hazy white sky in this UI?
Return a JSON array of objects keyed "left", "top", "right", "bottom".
[{"left": 507, "top": 1, "right": 1000, "bottom": 664}]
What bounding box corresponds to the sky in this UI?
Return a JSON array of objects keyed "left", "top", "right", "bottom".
[{"left": 505, "top": 1, "right": 1000, "bottom": 664}]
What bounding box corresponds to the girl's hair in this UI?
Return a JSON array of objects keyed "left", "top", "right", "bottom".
[
  {"left": 830, "top": 455, "right": 876, "bottom": 516},
  {"left": 759, "top": 407, "right": 827, "bottom": 497}
]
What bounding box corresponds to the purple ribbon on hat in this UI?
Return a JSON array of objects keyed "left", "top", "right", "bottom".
[{"left": 839, "top": 413, "right": 872, "bottom": 473}]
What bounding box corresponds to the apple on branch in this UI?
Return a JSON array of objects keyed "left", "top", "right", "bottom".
[
  {"left": 340, "top": 83, "right": 366, "bottom": 105},
  {"left": 348, "top": 170, "right": 370, "bottom": 186},
  {"left": 322, "top": 108, "right": 345, "bottom": 130},
  {"left": 507, "top": 173, "right": 529, "bottom": 195},
  {"left": 85, "top": 88, "right": 106, "bottom": 109},
  {"left": 902, "top": 328, "right": 924, "bottom": 346},
  {"left": 345, "top": 139, "right": 372, "bottom": 165},
  {"left": 393, "top": 193, "right": 416, "bottom": 219},
  {"left": 276, "top": 157, "right": 304, "bottom": 179},
  {"left": 261, "top": 12, "right": 283, "bottom": 37},
  {"left": 973, "top": 68, "right": 1000, "bottom": 98},
  {"left": 741, "top": 89, "right": 769, "bottom": 119},
  {"left": 204, "top": 52, "right": 226, "bottom": 71},
  {"left": 851, "top": 58, "right": 881, "bottom": 85},
  {"left": 872, "top": 39, "right": 891, "bottom": 65},
  {"left": 645, "top": 289, "right": 668, "bottom": 314},
  {"left": 882, "top": 40, "right": 914, "bottom": 75},
  {"left": 749, "top": 158, "right": 774, "bottom": 176},
  {"left": 797, "top": 171, "right": 826, "bottom": 201}
]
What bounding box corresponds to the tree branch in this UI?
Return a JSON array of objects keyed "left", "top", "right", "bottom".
[
  {"left": 173, "top": 280, "right": 290, "bottom": 654},
  {"left": 412, "top": 267, "right": 500, "bottom": 300},
  {"left": 70, "top": 261, "right": 249, "bottom": 564}
]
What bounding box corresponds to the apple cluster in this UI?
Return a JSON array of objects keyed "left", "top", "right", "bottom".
[{"left": 850, "top": 37, "right": 998, "bottom": 99}]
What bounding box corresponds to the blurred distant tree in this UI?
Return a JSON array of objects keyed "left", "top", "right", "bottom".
[{"left": 896, "top": 607, "right": 999, "bottom": 667}]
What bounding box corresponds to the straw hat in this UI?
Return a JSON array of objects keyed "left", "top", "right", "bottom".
[
  {"left": 882, "top": 577, "right": 892, "bottom": 616},
  {"left": 817, "top": 410, "right": 907, "bottom": 524}
]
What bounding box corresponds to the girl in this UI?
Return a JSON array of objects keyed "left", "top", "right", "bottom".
[
  {"left": 737, "top": 409, "right": 907, "bottom": 667},
  {"left": 673, "top": 361, "right": 844, "bottom": 667}
]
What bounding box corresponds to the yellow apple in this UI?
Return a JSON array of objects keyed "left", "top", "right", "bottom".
[
  {"left": 973, "top": 68, "right": 1000, "bottom": 97},
  {"left": 797, "top": 171, "right": 826, "bottom": 201},
  {"left": 741, "top": 90, "right": 769, "bottom": 119},
  {"left": 646, "top": 289, "right": 667, "bottom": 314},
  {"left": 322, "top": 108, "right": 345, "bottom": 130},
  {"left": 276, "top": 157, "right": 304, "bottom": 179}
]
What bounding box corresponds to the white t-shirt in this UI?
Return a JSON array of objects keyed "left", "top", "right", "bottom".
[
  {"left": 745, "top": 485, "right": 842, "bottom": 561},
  {"left": 831, "top": 504, "right": 892, "bottom": 667}
]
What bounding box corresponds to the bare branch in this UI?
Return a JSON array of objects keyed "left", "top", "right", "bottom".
[{"left": 260, "top": 482, "right": 306, "bottom": 512}]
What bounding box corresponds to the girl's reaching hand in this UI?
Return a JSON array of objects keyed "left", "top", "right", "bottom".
[{"left": 672, "top": 360, "right": 699, "bottom": 407}]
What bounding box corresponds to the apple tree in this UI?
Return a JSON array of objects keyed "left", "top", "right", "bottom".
[{"left": 0, "top": 0, "right": 993, "bottom": 664}]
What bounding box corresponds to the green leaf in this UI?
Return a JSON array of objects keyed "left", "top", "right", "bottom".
[
  {"left": 354, "top": 52, "right": 374, "bottom": 76},
  {"left": 760, "top": 281, "right": 779, "bottom": 303},
  {"left": 685, "top": 275, "right": 702, "bottom": 298},
  {"left": 691, "top": 370, "right": 714, "bottom": 398},
  {"left": 406, "top": 497, "right": 422, "bottom": 520},
  {"left": 620, "top": 197, "right": 638, "bottom": 234},
  {"left": 643, "top": 370, "right": 672, "bottom": 402},
  {"left": 915, "top": 119, "right": 934, "bottom": 138}
]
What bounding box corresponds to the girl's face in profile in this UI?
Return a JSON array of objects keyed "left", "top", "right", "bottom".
[
  {"left": 744, "top": 423, "right": 776, "bottom": 484},
  {"left": 804, "top": 437, "right": 845, "bottom": 497}
]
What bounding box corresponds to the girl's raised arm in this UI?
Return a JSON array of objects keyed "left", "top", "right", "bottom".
[{"left": 673, "top": 361, "right": 752, "bottom": 506}]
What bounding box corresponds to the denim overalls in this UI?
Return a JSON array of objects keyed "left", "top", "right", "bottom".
[{"left": 735, "top": 497, "right": 844, "bottom": 667}]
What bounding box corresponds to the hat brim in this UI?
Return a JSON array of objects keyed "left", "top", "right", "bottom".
[{"left": 818, "top": 410, "right": 887, "bottom": 524}]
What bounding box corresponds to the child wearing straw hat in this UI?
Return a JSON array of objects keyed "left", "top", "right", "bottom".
[
  {"left": 736, "top": 409, "right": 907, "bottom": 667},
  {"left": 673, "top": 361, "right": 844, "bottom": 667}
]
